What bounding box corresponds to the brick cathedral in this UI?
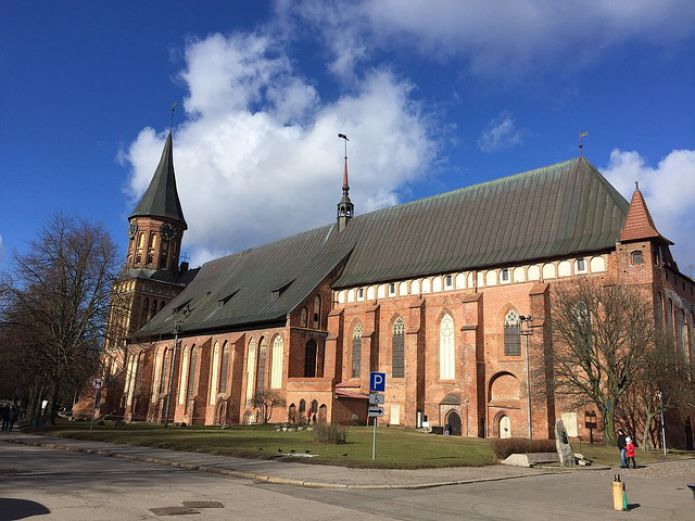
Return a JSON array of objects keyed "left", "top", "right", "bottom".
[{"left": 80, "top": 131, "right": 695, "bottom": 447}]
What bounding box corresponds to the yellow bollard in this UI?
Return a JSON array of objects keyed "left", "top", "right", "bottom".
[{"left": 612, "top": 474, "right": 626, "bottom": 511}]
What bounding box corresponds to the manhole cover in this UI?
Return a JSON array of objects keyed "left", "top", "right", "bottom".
[
  {"left": 181, "top": 501, "right": 224, "bottom": 509},
  {"left": 149, "top": 507, "right": 200, "bottom": 516}
]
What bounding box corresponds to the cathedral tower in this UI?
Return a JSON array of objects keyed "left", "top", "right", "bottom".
[{"left": 126, "top": 131, "right": 187, "bottom": 272}]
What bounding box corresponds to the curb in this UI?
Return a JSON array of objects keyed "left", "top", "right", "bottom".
[{"left": 1, "top": 436, "right": 556, "bottom": 490}]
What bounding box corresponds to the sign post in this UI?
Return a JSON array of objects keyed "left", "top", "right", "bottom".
[
  {"left": 368, "top": 372, "right": 386, "bottom": 460},
  {"left": 89, "top": 378, "right": 103, "bottom": 432}
]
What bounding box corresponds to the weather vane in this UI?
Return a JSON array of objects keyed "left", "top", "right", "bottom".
[
  {"left": 170, "top": 102, "right": 177, "bottom": 131},
  {"left": 578, "top": 130, "right": 589, "bottom": 157},
  {"left": 338, "top": 133, "right": 349, "bottom": 159}
]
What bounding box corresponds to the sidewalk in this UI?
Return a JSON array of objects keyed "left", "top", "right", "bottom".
[{"left": 1, "top": 432, "right": 559, "bottom": 489}]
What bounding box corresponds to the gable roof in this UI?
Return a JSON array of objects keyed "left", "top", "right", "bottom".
[
  {"left": 331, "top": 157, "right": 629, "bottom": 287},
  {"left": 134, "top": 157, "right": 629, "bottom": 339},
  {"left": 619, "top": 186, "right": 670, "bottom": 243},
  {"left": 135, "top": 225, "right": 352, "bottom": 338},
  {"left": 130, "top": 131, "right": 187, "bottom": 228}
]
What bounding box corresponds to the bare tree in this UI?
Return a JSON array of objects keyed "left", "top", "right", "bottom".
[
  {"left": 0, "top": 215, "right": 120, "bottom": 424},
  {"left": 621, "top": 331, "right": 695, "bottom": 450},
  {"left": 252, "top": 389, "right": 286, "bottom": 424},
  {"left": 549, "top": 279, "right": 654, "bottom": 445}
]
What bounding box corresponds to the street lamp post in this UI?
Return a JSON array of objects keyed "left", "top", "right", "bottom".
[
  {"left": 163, "top": 320, "right": 181, "bottom": 428},
  {"left": 520, "top": 315, "right": 533, "bottom": 439},
  {"left": 656, "top": 390, "right": 667, "bottom": 456}
]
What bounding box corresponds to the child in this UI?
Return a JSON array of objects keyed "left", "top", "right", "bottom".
[{"left": 625, "top": 436, "right": 637, "bottom": 469}]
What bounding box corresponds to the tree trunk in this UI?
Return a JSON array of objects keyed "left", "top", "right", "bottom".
[
  {"left": 604, "top": 408, "right": 617, "bottom": 446},
  {"left": 641, "top": 411, "right": 655, "bottom": 451}
]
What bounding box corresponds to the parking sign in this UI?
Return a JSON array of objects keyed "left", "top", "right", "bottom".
[{"left": 369, "top": 371, "right": 386, "bottom": 392}]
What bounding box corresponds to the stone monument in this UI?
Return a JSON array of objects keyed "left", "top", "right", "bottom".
[{"left": 555, "top": 419, "right": 575, "bottom": 466}]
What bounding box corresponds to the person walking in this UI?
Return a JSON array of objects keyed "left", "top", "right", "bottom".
[
  {"left": 7, "top": 406, "right": 17, "bottom": 432},
  {"left": 617, "top": 428, "right": 627, "bottom": 468},
  {"left": 625, "top": 436, "right": 637, "bottom": 469},
  {"left": 0, "top": 404, "right": 8, "bottom": 431}
]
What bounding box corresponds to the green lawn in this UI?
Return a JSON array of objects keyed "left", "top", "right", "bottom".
[{"left": 47, "top": 420, "right": 495, "bottom": 469}]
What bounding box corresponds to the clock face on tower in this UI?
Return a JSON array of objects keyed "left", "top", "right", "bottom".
[
  {"left": 160, "top": 223, "right": 176, "bottom": 242},
  {"left": 128, "top": 222, "right": 137, "bottom": 239}
]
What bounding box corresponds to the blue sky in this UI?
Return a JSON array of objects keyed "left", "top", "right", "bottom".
[{"left": 2, "top": 1, "right": 694, "bottom": 274}]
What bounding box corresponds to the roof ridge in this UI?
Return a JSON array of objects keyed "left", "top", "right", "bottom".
[{"left": 350, "top": 158, "right": 580, "bottom": 220}]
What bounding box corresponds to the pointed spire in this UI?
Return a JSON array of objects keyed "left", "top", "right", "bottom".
[
  {"left": 130, "top": 131, "right": 187, "bottom": 229},
  {"left": 343, "top": 151, "right": 349, "bottom": 191},
  {"left": 619, "top": 183, "right": 668, "bottom": 243},
  {"left": 337, "top": 133, "right": 354, "bottom": 231}
]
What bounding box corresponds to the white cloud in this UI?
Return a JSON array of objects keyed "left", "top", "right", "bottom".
[
  {"left": 603, "top": 149, "right": 695, "bottom": 274},
  {"left": 124, "top": 32, "right": 435, "bottom": 266},
  {"left": 284, "top": 0, "right": 695, "bottom": 79},
  {"left": 478, "top": 113, "right": 523, "bottom": 153}
]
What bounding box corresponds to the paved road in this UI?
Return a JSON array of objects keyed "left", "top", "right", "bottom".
[{"left": 1, "top": 444, "right": 693, "bottom": 521}]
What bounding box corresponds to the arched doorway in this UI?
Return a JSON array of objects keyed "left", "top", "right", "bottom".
[
  {"left": 445, "top": 411, "right": 462, "bottom": 436},
  {"left": 499, "top": 415, "right": 511, "bottom": 439}
]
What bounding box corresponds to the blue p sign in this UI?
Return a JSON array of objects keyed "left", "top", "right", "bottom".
[{"left": 369, "top": 371, "right": 386, "bottom": 392}]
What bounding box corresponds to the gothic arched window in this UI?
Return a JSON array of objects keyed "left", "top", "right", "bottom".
[
  {"left": 504, "top": 310, "right": 521, "bottom": 356},
  {"left": 300, "top": 307, "right": 308, "bottom": 328},
  {"left": 313, "top": 296, "right": 321, "bottom": 328},
  {"left": 270, "top": 335, "right": 283, "bottom": 388},
  {"left": 392, "top": 317, "right": 405, "bottom": 378},
  {"left": 159, "top": 347, "right": 169, "bottom": 394},
  {"left": 245, "top": 338, "right": 256, "bottom": 405},
  {"left": 351, "top": 323, "right": 363, "bottom": 378},
  {"left": 256, "top": 337, "right": 267, "bottom": 393},
  {"left": 439, "top": 314, "right": 455, "bottom": 379},
  {"left": 218, "top": 341, "right": 230, "bottom": 394},
  {"left": 187, "top": 345, "right": 198, "bottom": 401}
]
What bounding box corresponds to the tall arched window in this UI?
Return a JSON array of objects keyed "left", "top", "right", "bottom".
[
  {"left": 304, "top": 340, "right": 317, "bottom": 377},
  {"left": 159, "top": 347, "right": 169, "bottom": 393},
  {"left": 351, "top": 323, "right": 363, "bottom": 378},
  {"left": 245, "top": 338, "right": 257, "bottom": 405},
  {"left": 439, "top": 314, "right": 455, "bottom": 379},
  {"left": 136, "top": 232, "right": 144, "bottom": 264},
  {"left": 313, "top": 296, "right": 321, "bottom": 328},
  {"left": 655, "top": 293, "right": 663, "bottom": 329},
  {"left": 504, "top": 310, "right": 521, "bottom": 356},
  {"left": 300, "top": 307, "right": 308, "bottom": 328},
  {"left": 677, "top": 310, "right": 686, "bottom": 355},
  {"left": 218, "top": 341, "right": 230, "bottom": 394},
  {"left": 299, "top": 399, "right": 306, "bottom": 413},
  {"left": 209, "top": 342, "right": 220, "bottom": 405},
  {"left": 187, "top": 345, "right": 198, "bottom": 402},
  {"left": 668, "top": 299, "right": 673, "bottom": 332},
  {"left": 256, "top": 337, "right": 268, "bottom": 393},
  {"left": 392, "top": 317, "right": 405, "bottom": 378},
  {"left": 270, "top": 336, "right": 283, "bottom": 388}
]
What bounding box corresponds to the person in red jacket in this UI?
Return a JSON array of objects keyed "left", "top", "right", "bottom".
[{"left": 625, "top": 436, "right": 637, "bottom": 469}]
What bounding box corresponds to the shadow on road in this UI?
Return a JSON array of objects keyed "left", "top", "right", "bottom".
[{"left": 0, "top": 498, "right": 50, "bottom": 520}]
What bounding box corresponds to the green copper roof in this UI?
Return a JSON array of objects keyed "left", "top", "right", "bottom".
[
  {"left": 130, "top": 131, "right": 187, "bottom": 228},
  {"left": 331, "top": 157, "right": 628, "bottom": 287},
  {"left": 134, "top": 157, "right": 629, "bottom": 338}
]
